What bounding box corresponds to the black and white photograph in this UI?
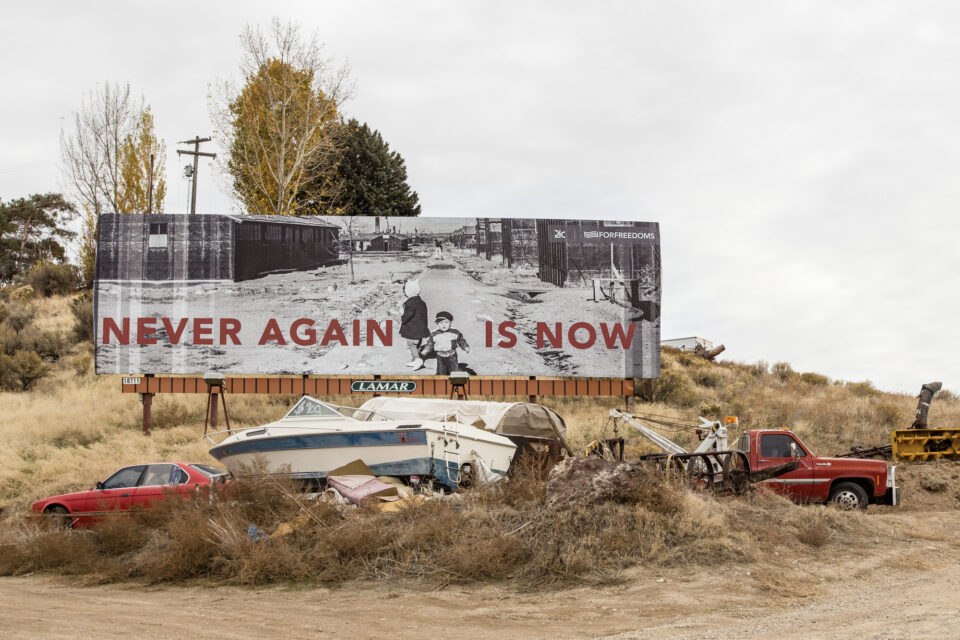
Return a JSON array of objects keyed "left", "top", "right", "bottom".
[{"left": 94, "top": 214, "right": 661, "bottom": 377}]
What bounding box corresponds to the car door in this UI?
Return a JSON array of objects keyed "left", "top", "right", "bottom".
[
  {"left": 132, "top": 464, "right": 187, "bottom": 509},
  {"left": 755, "top": 432, "right": 816, "bottom": 502},
  {"left": 89, "top": 465, "right": 146, "bottom": 514}
]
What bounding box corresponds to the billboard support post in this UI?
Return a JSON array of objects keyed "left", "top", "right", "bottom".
[{"left": 141, "top": 374, "right": 154, "bottom": 436}]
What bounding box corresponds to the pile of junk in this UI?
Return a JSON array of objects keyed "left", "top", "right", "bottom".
[{"left": 205, "top": 395, "right": 574, "bottom": 507}]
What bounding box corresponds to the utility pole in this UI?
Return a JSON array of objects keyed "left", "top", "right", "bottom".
[
  {"left": 147, "top": 153, "right": 155, "bottom": 214},
  {"left": 176, "top": 136, "right": 216, "bottom": 214}
]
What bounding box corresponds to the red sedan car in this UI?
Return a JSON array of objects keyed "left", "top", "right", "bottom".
[{"left": 31, "top": 462, "right": 228, "bottom": 528}]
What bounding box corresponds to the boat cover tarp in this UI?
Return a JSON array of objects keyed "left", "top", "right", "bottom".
[
  {"left": 325, "top": 459, "right": 399, "bottom": 504},
  {"left": 357, "top": 397, "right": 567, "bottom": 440}
]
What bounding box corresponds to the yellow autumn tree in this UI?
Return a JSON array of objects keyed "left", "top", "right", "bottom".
[
  {"left": 214, "top": 19, "right": 349, "bottom": 215},
  {"left": 117, "top": 106, "right": 166, "bottom": 214}
]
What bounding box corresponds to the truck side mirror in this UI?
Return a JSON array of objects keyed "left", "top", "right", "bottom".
[{"left": 96, "top": 481, "right": 104, "bottom": 490}]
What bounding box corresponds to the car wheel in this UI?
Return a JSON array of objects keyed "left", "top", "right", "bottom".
[
  {"left": 44, "top": 505, "right": 73, "bottom": 530},
  {"left": 829, "top": 482, "right": 868, "bottom": 511}
]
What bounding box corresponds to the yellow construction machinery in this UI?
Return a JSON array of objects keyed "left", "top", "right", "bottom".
[{"left": 890, "top": 382, "right": 960, "bottom": 462}]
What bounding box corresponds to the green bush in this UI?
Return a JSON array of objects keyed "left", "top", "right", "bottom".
[
  {"left": 18, "top": 263, "right": 80, "bottom": 297},
  {"left": 800, "top": 372, "right": 829, "bottom": 386},
  {"left": 70, "top": 292, "right": 94, "bottom": 343},
  {"left": 10, "top": 285, "right": 35, "bottom": 301},
  {"left": 20, "top": 326, "right": 67, "bottom": 360},
  {"left": 0, "top": 350, "right": 49, "bottom": 391},
  {"left": 634, "top": 369, "right": 699, "bottom": 406}
]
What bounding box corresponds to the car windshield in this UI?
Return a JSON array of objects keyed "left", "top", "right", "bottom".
[{"left": 189, "top": 464, "right": 228, "bottom": 478}]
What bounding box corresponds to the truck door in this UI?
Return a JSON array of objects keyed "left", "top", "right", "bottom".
[{"left": 756, "top": 432, "right": 817, "bottom": 502}]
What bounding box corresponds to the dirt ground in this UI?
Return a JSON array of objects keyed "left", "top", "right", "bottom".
[{"left": 3, "top": 508, "right": 959, "bottom": 640}]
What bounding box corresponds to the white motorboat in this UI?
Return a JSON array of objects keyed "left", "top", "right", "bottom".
[{"left": 206, "top": 396, "right": 516, "bottom": 489}]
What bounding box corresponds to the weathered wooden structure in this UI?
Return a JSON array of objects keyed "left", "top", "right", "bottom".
[
  {"left": 350, "top": 232, "right": 410, "bottom": 252},
  {"left": 122, "top": 375, "right": 636, "bottom": 435},
  {"left": 475, "top": 218, "right": 503, "bottom": 260},
  {"left": 535, "top": 219, "right": 660, "bottom": 290},
  {"left": 97, "top": 214, "right": 340, "bottom": 282},
  {"left": 500, "top": 218, "right": 538, "bottom": 268}
]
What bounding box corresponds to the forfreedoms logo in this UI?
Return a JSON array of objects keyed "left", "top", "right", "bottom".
[{"left": 586, "top": 230, "right": 656, "bottom": 240}]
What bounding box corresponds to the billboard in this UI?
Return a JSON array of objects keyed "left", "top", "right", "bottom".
[{"left": 94, "top": 214, "right": 661, "bottom": 378}]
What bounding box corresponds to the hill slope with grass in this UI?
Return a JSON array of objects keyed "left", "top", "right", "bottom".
[{"left": 1, "top": 291, "right": 959, "bottom": 513}]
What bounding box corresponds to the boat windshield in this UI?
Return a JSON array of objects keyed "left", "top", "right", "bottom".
[{"left": 285, "top": 396, "right": 344, "bottom": 418}]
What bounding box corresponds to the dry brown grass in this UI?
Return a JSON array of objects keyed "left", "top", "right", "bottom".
[{"left": 0, "top": 472, "right": 879, "bottom": 589}]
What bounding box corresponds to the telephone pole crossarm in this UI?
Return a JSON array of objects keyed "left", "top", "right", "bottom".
[{"left": 176, "top": 136, "right": 217, "bottom": 214}]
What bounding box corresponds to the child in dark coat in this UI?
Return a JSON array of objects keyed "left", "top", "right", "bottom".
[
  {"left": 429, "top": 311, "right": 469, "bottom": 375},
  {"left": 399, "top": 280, "right": 429, "bottom": 370}
]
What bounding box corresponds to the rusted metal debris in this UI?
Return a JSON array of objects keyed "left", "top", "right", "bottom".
[{"left": 545, "top": 451, "right": 798, "bottom": 506}]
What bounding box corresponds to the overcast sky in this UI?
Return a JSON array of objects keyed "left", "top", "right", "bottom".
[{"left": 1, "top": 1, "right": 957, "bottom": 394}]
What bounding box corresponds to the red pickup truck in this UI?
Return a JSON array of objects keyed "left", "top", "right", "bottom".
[{"left": 736, "top": 429, "right": 900, "bottom": 509}]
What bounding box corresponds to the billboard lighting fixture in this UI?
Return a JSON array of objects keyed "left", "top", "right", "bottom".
[
  {"left": 449, "top": 372, "right": 470, "bottom": 388},
  {"left": 203, "top": 371, "right": 226, "bottom": 388}
]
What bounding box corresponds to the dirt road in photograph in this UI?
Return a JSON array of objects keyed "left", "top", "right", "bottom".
[{"left": 3, "top": 511, "right": 958, "bottom": 640}]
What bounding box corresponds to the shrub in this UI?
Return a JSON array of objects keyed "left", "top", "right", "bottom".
[
  {"left": 771, "top": 362, "right": 797, "bottom": 382},
  {"left": 70, "top": 292, "right": 94, "bottom": 343},
  {"left": 750, "top": 360, "right": 769, "bottom": 377},
  {"left": 845, "top": 381, "right": 878, "bottom": 397},
  {"left": 634, "top": 369, "right": 698, "bottom": 406},
  {"left": 699, "top": 402, "right": 723, "bottom": 418},
  {"left": 800, "top": 372, "right": 829, "bottom": 386},
  {"left": 4, "top": 303, "right": 35, "bottom": 332},
  {"left": 0, "top": 353, "right": 17, "bottom": 389},
  {"left": 0, "top": 350, "right": 49, "bottom": 391},
  {"left": 875, "top": 402, "right": 903, "bottom": 427},
  {"left": 17, "top": 263, "right": 81, "bottom": 297},
  {"left": 10, "top": 285, "right": 35, "bottom": 301},
  {"left": 690, "top": 366, "right": 723, "bottom": 388},
  {"left": 22, "top": 327, "right": 68, "bottom": 361},
  {"left": 71, "top": 352, "right": 93, "bottom": 377},
  {"left": 935, "top": 389, "right": 958, "bottom": 402}
]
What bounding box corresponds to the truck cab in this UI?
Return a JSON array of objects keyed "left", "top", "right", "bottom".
[{"left": 737, "top": 429, "right": 900, "bottom": 509}]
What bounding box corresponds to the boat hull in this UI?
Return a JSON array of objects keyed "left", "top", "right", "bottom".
[{"left": 209, "top": 427, "right": 513, "bottom": 489}]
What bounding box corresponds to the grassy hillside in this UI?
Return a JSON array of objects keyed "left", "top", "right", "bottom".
[
  {"left": 1, "top": 292, "right": 958, "bottom": 513},
  {"left": 2, "top": 292, "right": 960, "bottom": 588}
]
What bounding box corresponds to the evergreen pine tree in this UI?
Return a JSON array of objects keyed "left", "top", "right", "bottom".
[{"left": 321, "top": 119, "right": 421, "bottom": 216}]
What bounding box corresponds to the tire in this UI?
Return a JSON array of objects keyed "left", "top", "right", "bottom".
[
  {"left": 44, "top": 505, "right": 73, "bottom": 530},
  {"left": 828, "top": 482, "right": 869, "bottom": 511}
]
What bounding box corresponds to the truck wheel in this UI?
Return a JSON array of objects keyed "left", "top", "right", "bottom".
[{"left": 828, "top": 482, "right": 868, "bottom": 511}]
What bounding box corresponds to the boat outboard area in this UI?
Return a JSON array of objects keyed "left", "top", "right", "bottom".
[{"left": 206, "top": 396, "right": 518, "bottom": 490}]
